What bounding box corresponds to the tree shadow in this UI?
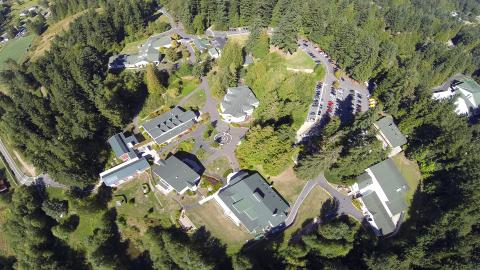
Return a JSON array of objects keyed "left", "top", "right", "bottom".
[
  {"left": 320, "top": 197, "right": 339, "bottom": 221},
  {"left": 191, "top": 226, "right": 231, "bottom": 269},
  {"left": 239, "top": 230, "right": 286, "bottom": 270},
  {"left": 336, "top": 93, "right": 354, "bottom": 126}
]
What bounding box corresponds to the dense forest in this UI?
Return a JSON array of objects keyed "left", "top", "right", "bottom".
[{"left": 0, "top": 0, "right": 479, "bottom": 269}]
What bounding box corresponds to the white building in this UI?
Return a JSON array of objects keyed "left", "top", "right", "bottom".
[
  {"left": 351, "top": 159, "right": 408, "bottom": 236},
  {"left": 432, "top": 75, "right": 480, "bottom": 116},
  {"left": 220, "top": 86, "right": 259, "bottom": 123}
]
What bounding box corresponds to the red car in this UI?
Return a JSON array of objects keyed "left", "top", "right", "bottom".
[{"left": 327, "top": 101, "right": 334, "bottom": 106}]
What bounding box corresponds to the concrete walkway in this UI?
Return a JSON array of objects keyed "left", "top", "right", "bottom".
[{"left": 285, "top": 179, "right": 317, "bottom": 226}]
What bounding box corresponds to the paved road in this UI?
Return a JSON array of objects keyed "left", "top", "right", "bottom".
[
  {"left": 316, "top": 173, "right": 363, "bottom": 221},
  {"left": 0, "top": 138, "right": 66, "bottom": 188},
  {"left": 285, "top": 179, "right": 317, "bottom": 226}
]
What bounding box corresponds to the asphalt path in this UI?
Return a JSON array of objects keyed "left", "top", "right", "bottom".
[{"left": 0, "top": 138, "right": 66, "bottom": 188}]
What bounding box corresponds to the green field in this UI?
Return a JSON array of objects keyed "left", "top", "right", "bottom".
[
  {"left": 284, "top": 49, "right": 317, "bottom": 70},
  {"left": 0, "top": 35, "right": 35, "bottom": 70}
]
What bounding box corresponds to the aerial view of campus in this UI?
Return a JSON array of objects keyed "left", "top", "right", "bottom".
[{"left": 0, "top": 0, "right": 478, "bottom": 269}]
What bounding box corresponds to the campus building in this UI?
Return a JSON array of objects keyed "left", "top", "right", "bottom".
[
  {"left": 374, "top": 116, "right": 407, "bottom": 157},
  {"left": 108, "top": 35, "right": 171, "bottom": 69},
  {"left": 107, "top": 133, "right": 139, "bottom": 162},
  {"left": 100, "top": 157, "right": 150, "bottom": 187},
  {"left": 214, "top": 171, "right": 289, "bottom": 235},
  {"left": 152, "top": 155, "right": 200, "bottom": 195},
  {"left": 140, "top": 107, "right": 197, "bottom": 145},
  {"left": 220, "top": 86, "right": 259, "bottom": 123},
  {"left": 432, "top": 75, "right": 480, "bottom": 115},
  {"left": 351, "top": 159, "right": 409, "bottom": 236}
]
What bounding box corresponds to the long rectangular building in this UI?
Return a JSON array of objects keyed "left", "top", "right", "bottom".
[{"left": 141, "top": 107, "right": 197, "bottom": 145}]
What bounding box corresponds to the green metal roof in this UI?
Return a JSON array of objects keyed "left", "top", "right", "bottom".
[
  {"left": 361, "top": 192, "right": 396, "bottom": 235},
  {"left": 152, "top": 155, "right": 200, "bottom": 193},
  {"left": 217, "top": 172, "right": 289, "bottom": 234},
  {"left": 375, "top": 116, "right": 407, "bottom": 148},
  {"left": 369, "top": 158, "right": 408, "bottom": 216},
  {"left": 357, "top": 172, "right": 373, "bottom": 190}
]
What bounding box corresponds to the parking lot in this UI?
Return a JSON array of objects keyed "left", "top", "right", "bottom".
[{"left": 297, "top": 39, "right": 371, "bottom": 139}]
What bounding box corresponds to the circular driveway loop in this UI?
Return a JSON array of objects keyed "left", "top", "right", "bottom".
[{"left": 214, "top": 132, "right": 232, "bottom": 145}]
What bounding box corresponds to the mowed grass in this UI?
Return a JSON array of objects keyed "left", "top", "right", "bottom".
[
  {"left": 186, "top": 200, "right": 251, "bottom": 254},
  {"left": 0, "top": 35, "right": 35, "bottom": 70},
  {"left": 121, "top": 38, "right": 148, "bottom": 54},
  {"left": 284, "top": 49, "right": 317, "bottom": 70},
  {"left": 206, "top": 156, "right": 232, "bottom": 177},
  {"left": 227, "top": 33, "right": 249, "bottom": 46},
  {"left": 270, "top": 167, "right": 305, "bottom": 204},
  {"left": 182, "top": 89, "right": 206, "bottom": 110},
  {"left": 391, "top": 153, "right": 422, "bottom": 206},
  {"left": 283, "top": 186, "right": 331, "bottom": 241},
  {"left": 0, "top": 201, "right": 13, "bottom": 256}
]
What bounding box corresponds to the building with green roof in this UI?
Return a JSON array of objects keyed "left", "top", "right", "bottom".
[
  {"left": 152, "top": 155, "right": 200, "bottom": 195},
  {"left": 351, "top": 158, "right": 408, "bottom": 236},
  {"left": 374, "top": 116, "right": 407, "bottom": 157},
  {"left": 433, "top": 75, "right": 480, "bottom": 116},
  {"left": 107, "top": 133, "right": 138, "bottom": 161},
  {"left": 214, "top": 171, "right": 289, "bottom": 235}
]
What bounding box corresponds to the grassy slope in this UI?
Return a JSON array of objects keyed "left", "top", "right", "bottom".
[
  {"left": 0, "top": 35, "right": 35, "bottom": 70},
  {"left": 186, "top": 200, "right": 251, "bottom": 254}
]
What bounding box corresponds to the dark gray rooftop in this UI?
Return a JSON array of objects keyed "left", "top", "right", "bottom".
[
  {"left": 211, "top": 36, "right": 226, "bottom": 49},
  {"left": 101, "top": 158, "right": 150, "bottom": 186},
  {"left": 375, "top": 116, "right": 407, "bottom": 148},
  {"left": 152, "top": 155, "right": 200, "bottom": 193},
  {"left": 141, "top": 107, "right": 197, "bottom": 144},
  {"left": 369, "top": 158, "right": 408, "bottom": 216},
  {"left": 107, "top": 133, "right": 137, "bottom": 160},
  {"left": 217, "top": 172, "right": 289, "bottom": 234},
  {"left": 361, "top": 191, "right": 396, "bottom": 235},
  {"left": 221, "top": 86, "right": 259, "bottom": 119}
]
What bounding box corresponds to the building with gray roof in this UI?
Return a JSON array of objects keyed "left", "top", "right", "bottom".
[
  {"left": 220, "top": 86, "right": 259, "bottom": 123},
  {"left": 100, "top": 157, "right": 150, "bottom": 187},
  {"left": 374, "top": 116, "right": 407, "bottom": 156},
  {"left": 152, "top": 155, "right": 200, "bottom": 194},
  {"left": 108, "top": 35, "right": 171, "bottom": 69},
  {"left": 107, "top": 133, "right": 138, "bottom": 161},
  {"left": 351, "top": 158, "right": 409, "bottom": 236},
  {"left": 141, "top": 107, "right": 197, "bottom": 145},
  {"left": 214, "top": 171, "right": 289, "bottom": 235}
]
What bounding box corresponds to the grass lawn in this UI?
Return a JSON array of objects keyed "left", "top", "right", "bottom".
[
  {"left": 0, "top": 35, "right": 35, "bottom": 70},
  {"left": 11, "top": 0, "right": 39, "bottom": 17},
  {"left": 391, "top": 153, "right": 422, "bottom": 206},
  {"left": 121, "top": 38, "right": 148, "bottom": 54},
  {"left": 181, "top": 77, "right": 201, "bottom": 97},
  {"left": 269, "top": 167, "right": 306, "bottom": 204},
  {"left": 176, "top": 139, "right": 195, "bottom": 153},
  {"left": 182, "top": 89, "right": 206, "bottom": 110},
  {"left": 113, "top": 172, "right": 176, "bottom": 232},
  {"left": 227, "top": 34, "right": 249, "bottom": 46},
  {"left": 283, "top": 186, "right": 331, "bottom": 241},
  {"left": 186, "top": 200, "right": 251, "bottom": 254},
  {"left": 206, "top": 156, "right": 232, "bottom": 177},
  {"left": 283, "top": 49, "right": 317, "bottom": 70}
]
